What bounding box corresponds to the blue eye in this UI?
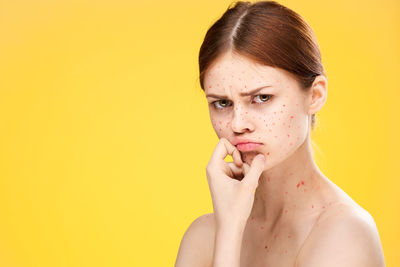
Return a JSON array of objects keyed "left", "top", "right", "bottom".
[{"left": 211, "top": 94, "right": 272, "bottom": 110}]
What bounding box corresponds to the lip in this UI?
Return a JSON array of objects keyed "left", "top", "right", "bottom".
[{"left": 236, "top": 142, "right": 263, "bottom": 152}]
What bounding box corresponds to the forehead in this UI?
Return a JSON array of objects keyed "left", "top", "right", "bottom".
[{"left": 204, "top": 52, "right": 299, "bottom": 95}]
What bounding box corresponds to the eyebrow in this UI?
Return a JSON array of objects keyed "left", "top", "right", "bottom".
[{"left": 206, "top": 85, "right": 273, "bottom": 99}]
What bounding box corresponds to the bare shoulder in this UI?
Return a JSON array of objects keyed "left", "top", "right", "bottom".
[
  {"left": 295, "top": 203, "right": 385, "bottom": 267},
  {"left": 175, "top": 213, "right": 216, "bottom": 267}
]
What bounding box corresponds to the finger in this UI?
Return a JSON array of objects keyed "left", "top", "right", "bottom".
[
  {"left": 210, "top": 138, "right": 243, "bottom": 167},
  {"left": 227, "top": 162, "right": 245, "bottom": 180},
  {"left": 242, "top": 154, "right": 266, "bottom": 190}
]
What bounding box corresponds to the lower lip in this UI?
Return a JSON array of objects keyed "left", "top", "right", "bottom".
[{"left": 236, "top": 143, "right": 263, "bottom": 152}]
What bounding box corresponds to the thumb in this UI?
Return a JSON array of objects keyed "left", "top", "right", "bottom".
[{"left": 242, "top": 154, "right": 265, "bottom": 190}]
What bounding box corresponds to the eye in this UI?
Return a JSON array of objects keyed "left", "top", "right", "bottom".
[
  {"left": 253, "top": 94, "right": 272, "bottom": 104},
  {"left": 212, "top": 99, "right": 232, "bottom": 110}
]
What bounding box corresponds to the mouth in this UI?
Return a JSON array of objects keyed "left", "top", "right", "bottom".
[{"left": 235, "top": 142, "right": 263, "bottom": 152}]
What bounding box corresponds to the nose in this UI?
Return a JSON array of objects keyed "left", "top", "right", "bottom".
[{"left": 230, "top": 104, "right": 254, "bottom": 133}]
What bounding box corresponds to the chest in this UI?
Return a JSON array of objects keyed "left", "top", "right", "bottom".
[{"left": 239, "top": 220, "right": 315, "bottom": 267}]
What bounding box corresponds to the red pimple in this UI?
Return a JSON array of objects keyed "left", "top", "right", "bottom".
[
  {"left": 274, "top": 136, "right": 278, "bottom": 138},
  {"left": 312, "top": 204, "right": 314, "bottom": 208},
  {"left": 267, "top": 152, "right": 270, "bottom": 155},
  {"left": 290, "top": 116, "right": 294, "bottom": 119},
  {"left": 288, "top": 235, "right": 291, "bottom": 238},
  {"left": 260, "top": 226, "right": 264, "bottom": 230},
  {"left": 283, "top": 104, "right": 286, "bottom": 107},
  {"left": 285, "top": 191, "right": 288, "bottom": 194},
  {"left": 287, "top": 134, "right": 290, "bottom": 137},
  {"left": 208, "top": 85, "right": 212, "bottom": 88}
]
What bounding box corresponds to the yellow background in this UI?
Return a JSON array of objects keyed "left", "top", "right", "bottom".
[{"left": 0, "top": 0, "right": 398, "bottom": 266}]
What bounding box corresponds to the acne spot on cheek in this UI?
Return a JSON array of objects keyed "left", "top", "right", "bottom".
[{"left": 208, "top": 85, "right": 212, "bottom": 88}]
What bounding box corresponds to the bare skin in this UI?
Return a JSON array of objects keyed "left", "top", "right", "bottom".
[{"left": 175, "top": 50, "right": 385, "bottom": 267}]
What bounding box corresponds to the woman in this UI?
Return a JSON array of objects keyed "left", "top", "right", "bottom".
[{"left": 175, "top": 1, "right": 385, "bottom": 266}]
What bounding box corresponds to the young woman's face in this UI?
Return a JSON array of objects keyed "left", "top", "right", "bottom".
[{"left": 204, "top": 52, "right": 311, "bottom": 167}]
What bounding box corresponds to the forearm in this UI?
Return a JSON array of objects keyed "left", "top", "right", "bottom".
[{"left": 213, "top": 223, "right": 245, "bottom": 267}]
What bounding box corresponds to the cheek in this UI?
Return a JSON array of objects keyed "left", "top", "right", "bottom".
[
  {"left": 211, "top": 117, "right": 231, "bottom": 134},
  {"left": 263, "top": 105, "right": 304, "bottom": 146}
]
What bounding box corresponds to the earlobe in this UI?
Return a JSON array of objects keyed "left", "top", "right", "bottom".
[{"left": 308, "top": 75, "right": 327, "bottom": 115}]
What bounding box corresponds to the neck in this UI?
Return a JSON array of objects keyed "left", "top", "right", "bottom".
[{"left": 249, "top": 135, "right": 324, "bottom": 226}]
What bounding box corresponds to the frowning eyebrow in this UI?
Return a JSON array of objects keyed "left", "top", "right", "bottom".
[{"left": 206, "top": 85, "right": 273, "bottom": 99}]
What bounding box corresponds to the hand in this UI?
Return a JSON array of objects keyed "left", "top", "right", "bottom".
[{"left": 206, "top": 137, "right": 266, "bottom": 229}]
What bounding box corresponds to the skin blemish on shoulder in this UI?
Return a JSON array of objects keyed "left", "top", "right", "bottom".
[{"left": 296, "top": 180, "right": 305, "bottom": 188}]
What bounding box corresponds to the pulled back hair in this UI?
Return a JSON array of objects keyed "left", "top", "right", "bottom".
[{"left": 198, "top": 0, "right": 326, "bottom": 130}]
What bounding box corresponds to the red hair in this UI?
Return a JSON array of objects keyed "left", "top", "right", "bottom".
[{"left": 198, "top": 1, "right": 326, "bottom": 129}]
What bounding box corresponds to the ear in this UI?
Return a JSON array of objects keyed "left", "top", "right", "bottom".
[{"left": 307, "top": 75, "right": 328, "bottom": 115}]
